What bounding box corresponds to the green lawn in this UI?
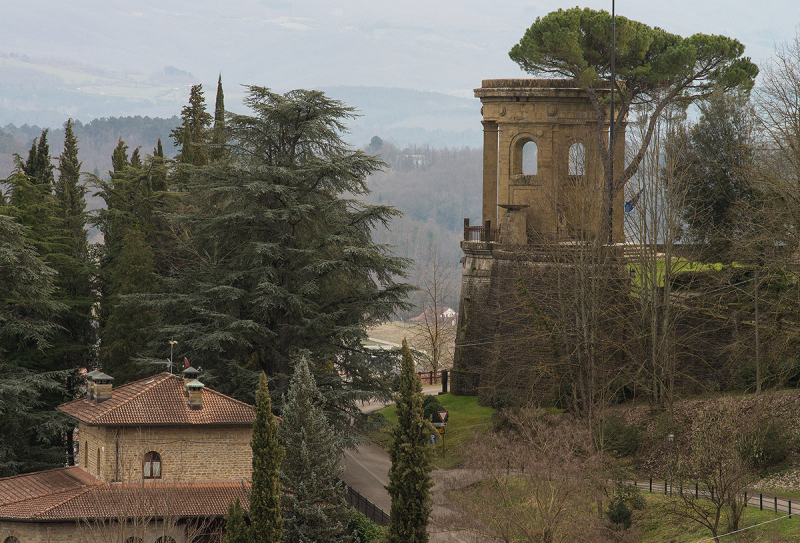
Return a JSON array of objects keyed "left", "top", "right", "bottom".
[{"left": 371, "top": 393, "right": 495, "bottom": 469}]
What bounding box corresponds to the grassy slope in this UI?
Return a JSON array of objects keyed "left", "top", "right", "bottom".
[
  {"left": 637, "top": 494, "right": 798, "bottom": 542},
  {"left": 372, "top": 393, "right": 495, "bottom": 470}
]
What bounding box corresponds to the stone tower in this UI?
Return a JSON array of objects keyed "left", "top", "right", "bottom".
[
  {"left": 477, "top": 78, "right": 624, "bottom": 243},
  {"left": 452, "top": 79, "right": 626, "bottom": 398}
]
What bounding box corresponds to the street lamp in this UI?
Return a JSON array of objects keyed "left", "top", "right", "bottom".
[
  {"left": 668, "top": 433, "right": 675, "bottom": 496},
  {"left": 168, "top": 339, "right": 178, "bottom": 373}
]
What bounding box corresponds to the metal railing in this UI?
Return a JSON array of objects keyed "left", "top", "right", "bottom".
[
  {"left": 342, "top": 481, "right": 390, "bottom": 526},
  {"left": 634, "top": 478, "right": 795, "bottom": 518}
]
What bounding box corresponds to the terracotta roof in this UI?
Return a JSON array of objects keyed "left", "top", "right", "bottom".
[
  {"left": 58, "top": 373, "right": 255, "bottom": 426},
  {"left": 0, "top": 468, "right": 250, "bottom": 521}
]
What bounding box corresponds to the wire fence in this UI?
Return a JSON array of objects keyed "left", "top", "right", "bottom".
[{"left": 342, "top": 481, "right": 390, "bottom": 527}]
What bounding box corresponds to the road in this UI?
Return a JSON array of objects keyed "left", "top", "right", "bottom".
[{"left": 341, "top": 384, "right": 486, "bottom": 542}]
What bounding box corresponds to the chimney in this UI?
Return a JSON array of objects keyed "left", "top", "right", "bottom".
[
  {"left": 85, "top": 369, "right": 102, "bottom": 401},
  {"left": 182, "top": 366, "right": 200, "bottom": 394},
  {"left": 186, "top": 380, "right": 204, "bottom": 410},
  {"left": 92, "top": 372, "right": 114, "bottom": 403}
]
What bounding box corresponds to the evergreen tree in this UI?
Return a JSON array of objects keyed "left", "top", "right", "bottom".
[
  {"left": 211, "top": 74, "right": 227, "bottom": 161},
  {"left": 0, "top": 214, "right": 66, "bottom": 475},
  {"left": 21, "top": 129, "right": 55, "bottom": 186},
  {"left": 222, "top": 497, "right": 250, "bottom": 543},
  {"left": 111, "top": 137, "right": 129, "bottom": 173},
  {"left": 93, "top": 140, "right": 170, "bottom": 382},
  {"left": 141, "top": 87, "right": 411, "bottom": 437},
  {"left": 51, "top": 118, "right": 95, "bottom": 462},
  {"left": 250, "top": 372, "right": 283, "bottom": 543},
  {"left": 171, "top": 84, "right": 213, "bottom": 168},
  {"left": 675, "top": 90, "right": 758, "bottom": 262},
  {"left": 100, "top": 227, "right": 159, "bottom": 382},
  {"left": 386, "top": 339, "right": 433, "bottom": 543},
  {"left": 279, "top": 357, "right": 350, "bottom": 543}
]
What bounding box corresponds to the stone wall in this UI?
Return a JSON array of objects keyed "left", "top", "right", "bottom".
[
  {"left": 77, "top": 423, "right": 252, "bottom": 483},
  {"left": 0, "top": 519, "right": 189, "bottom": 543}
]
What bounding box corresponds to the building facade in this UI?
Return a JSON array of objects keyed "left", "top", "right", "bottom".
[{"left": 0, "top": 371, "right": 255, "bottom": 543}]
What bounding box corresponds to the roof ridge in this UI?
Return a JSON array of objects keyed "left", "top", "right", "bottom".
[
  {"left": 32, "top": 484, "right": 101, "bottom": 519},
  {"left": 0, "top": 465, "right": 75, "bottom": 483},
  {"left": 203, "top": 387, "right": 255, "bottom": 410}
]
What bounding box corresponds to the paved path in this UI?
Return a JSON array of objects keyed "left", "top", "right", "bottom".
[{"left": 341, "top": 385, "right": 486, "bottom": 541}]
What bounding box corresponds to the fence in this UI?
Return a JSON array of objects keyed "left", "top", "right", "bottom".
[
  {"left": 342, "top": 481, "right": 390, "bottom": 526},
  {"left": 634, "top": 478, "right": 795, "bottom": 518},
  {"left": 417, "top": 371, "right": 441, "bottom": 385}
]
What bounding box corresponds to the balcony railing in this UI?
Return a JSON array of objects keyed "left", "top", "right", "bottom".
[{"left": 463, "top": 218, "right": 500, "bottom": 242}]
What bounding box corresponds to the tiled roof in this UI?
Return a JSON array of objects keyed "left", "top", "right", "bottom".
[
  {"left": 58, "top": 373, "right": 255, "bottom": 426},
  {"left": 0, "top": 467, "right": 250, "bottom": 521}
]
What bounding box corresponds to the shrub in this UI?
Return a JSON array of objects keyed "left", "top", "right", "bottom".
[
  {"left": 738, "top": 418, "right": 797, "bottom": 470},
  {"left": 598, "top": 415, "right": 641, "bottom": 457},
  {"left": 605, "top": 482, "right": 645, "bottom": 529},
  {"left": 488, "top": 388, "right": 519, "bottom": 409},
  {"left": 348, "top": 511, "right": 385, "bottom": 543},
  {"left": 422, "top": 394, "right": 445, "bottom": 422}
]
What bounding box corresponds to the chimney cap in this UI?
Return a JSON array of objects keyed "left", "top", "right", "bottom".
[
  {"left": 182, "top": 366, "right": 201, "bottom": 377},
  {"left": 86, "top": 369, "right": 103, "bottom": 379},
  {"left": 92, "top": 372, "right": 114, "bottom": 382},
  {"left": 186, "top": 379, "right": 205, "bottom": 389}
]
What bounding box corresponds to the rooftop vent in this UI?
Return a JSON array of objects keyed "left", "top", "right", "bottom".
[{"left": 186, "top": 379, "right": 204, "bottom": 410}]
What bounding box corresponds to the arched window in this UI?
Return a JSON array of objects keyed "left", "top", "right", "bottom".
[
  {"left": 124, "top": 538, "right": 143, "bottom": 543},
  {"left": 522, "top": 141, "right": 538, "bottom": 175},
  {"left": 4, "top": 537, "right": 21, "bottom": 543},
  {"left": 569, "top": 142, "right": 585, "bottom": 176},
  {"left": 155, "top": 537, "right": 176, "bottom": 543},
  {"left": 143, "top": 451, "right": 162, "bottom": 479}
]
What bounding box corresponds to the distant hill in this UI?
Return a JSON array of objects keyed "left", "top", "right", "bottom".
[{"left": 0, "top": 52, "right": 482, "bottom": 150}]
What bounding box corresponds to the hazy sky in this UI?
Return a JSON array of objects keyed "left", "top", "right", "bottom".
[{"left": 5, "top": 0, "right": 800, "bottom": 96}]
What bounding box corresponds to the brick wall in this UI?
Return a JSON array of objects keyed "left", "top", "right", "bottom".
[{"left": 77, "top": 423, "right": 252, "bottom": 484}]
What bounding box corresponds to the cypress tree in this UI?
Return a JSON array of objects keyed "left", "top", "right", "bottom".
[
  {"left": 21, "top": 129, "right": 55, "bottom": 186},
  {"left": 51, "top": 118, "right": 95, "bottom": 463},
  {"left": 250, "top": 372, "right": 283, "bottom": 542},
  {"left": 222, "top": 497, "right": 250, "bottom": 543},
  {"left": 211, "top": 74, "right": 227, "bottom": 161},
  {"left": 111, "top": 138, "right": 129, "bottom": 173},
  {"left": 279, "top": 357, "right": 349, "bottom": 543},
  {"left": 386, "top": 339, "right": 433, "bottom": 543}
]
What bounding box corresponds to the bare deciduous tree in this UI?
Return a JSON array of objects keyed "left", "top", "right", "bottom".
[
  {"left": 436, "top": 409, "right": 617, "bottom": 543},
  {"left": 411, "top": 244, "right": 457, "bottom": 373},
  {"left": 667, "top": 399, "right": 753, "bottom": 543}
]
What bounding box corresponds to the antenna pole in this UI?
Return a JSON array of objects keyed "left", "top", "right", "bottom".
[{"left": 608, "top": 0, "right": 616, "bottom": 244}]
